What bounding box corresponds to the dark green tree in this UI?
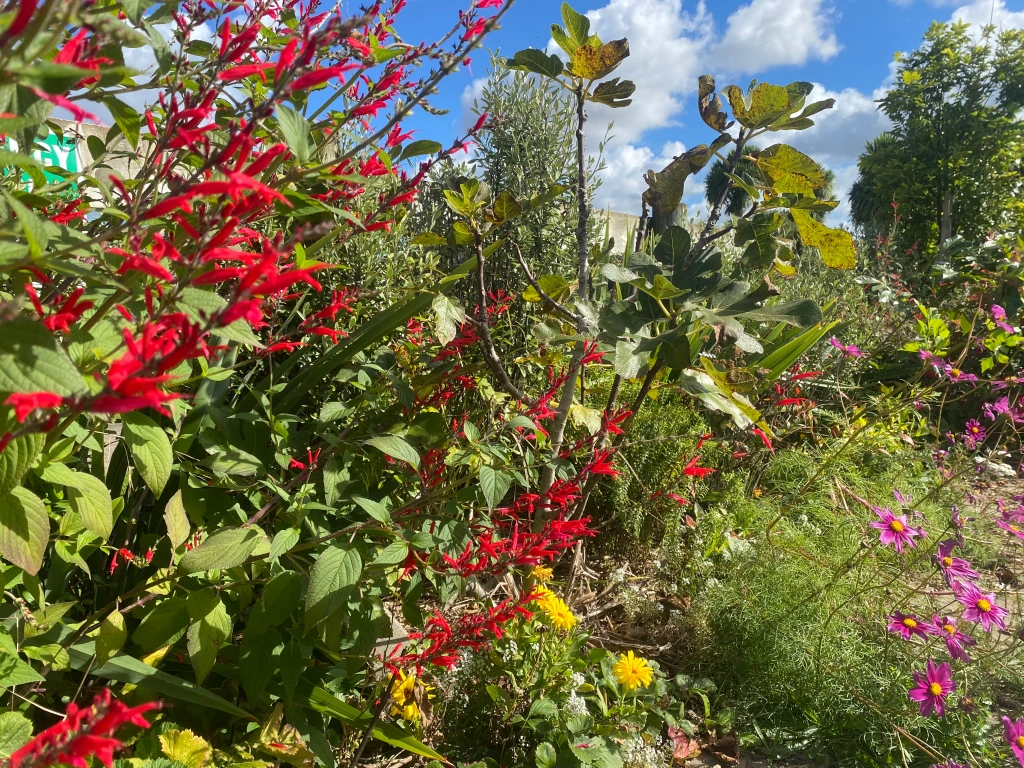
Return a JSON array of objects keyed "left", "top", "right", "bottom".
[{"left": 851, "top": 21, "right": 1024, "bottom": 252}]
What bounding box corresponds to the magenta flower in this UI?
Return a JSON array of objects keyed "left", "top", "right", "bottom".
[
  {"left": 962, "top": 419, "right": 986, "bottom": 449},
  {"left": 929, "top": 762, "right": 969, "bottom": 768},
  {"left": 991, "top": 373, "right": 1024, "bottom": 390},
  {"left": 932, "top": 539, "right": 979, "bottom": 584},
  {"left": 928, "top": 615, "right": 977, "bottom": 663},
  {"left": 908, "top": 659, "right": 955, "bottom": 717},
  {"left": 991, "top": 305, "right": 1015, "bottom": 333},
  {"left": 829, "top": 337, "right": 868, "bottom": 359},
  {"left": 918, "top": 349, "right": 942, "bottom": 367},
  {"left": 942, "top": 364, "right": 979, "bottom": 384},
  {"left": 870, "top": 507, "right": 923, "bottom": 553},
  {"left": 1003, "top": 716, "right": 1024, "bottom": 767},
  {"left": 998, "top": 506, "right": 1024, "bottom": 542},
  {"left": 887, "top": 611, "right": 931, "bottom": 641},
  {"left": 956, "top": 582, "right": 1008, "bottom": 632}
]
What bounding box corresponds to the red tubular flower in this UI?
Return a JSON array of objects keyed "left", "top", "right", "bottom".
[
  {"left": 29, "top": 89, "right": 98, "bottom": 123},
  {"left": 751, "top": 427, "right": 774, "bottom": 453},
  {"left": 9, "top": 688, "right": 159, "bottom": 768},
  {"left": 471, "top": 111, "right": 490, "bottom": 132},
  {"left": 289, "top": 63, "right": 360, "bottom": 92},
  {"left": 0, "top": 0, "right": 38, "bottom": 44},
  {"left": 682, "top": 455, "right": 715, "bottom": 479},
  {"left": 5, "top": 392, "right": 64, "bottom": 422}
]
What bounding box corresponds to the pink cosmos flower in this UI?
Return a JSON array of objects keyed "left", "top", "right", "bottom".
[
  {"left": 956, "top": 582, "right": 1008, "bottom": 632},
  {"left": 932, "top": 539, "right": 979, "bottom": 585},
  {"left": 870, "top": 507, "right": 923, "bottom": 553},
  {"left": 1003, "top": 716, "right": 1024, "bottom": 768},
  {"left": 908, "top": 659, "right": 955, "bottom": 717},
  {"left": 829, "top": 337, "right": 868, "bottom": 358},
  {"left": 992, "top": 305, "right": 1015, "bottom": 333},
  {"left": 942, "top": 364, "right": 979, "bottom": 384},
  {"left": 998, "top": 505, "right": 1024, "bottom": 542},
  {"left": 887, "top": 611, "right": 931, "bottom": 641},
  {"left": 962, "top": 419, "right": 986, "bottom": 449},
  {"left": 927, "top": 615, "right": 977, "bottom": 663}
]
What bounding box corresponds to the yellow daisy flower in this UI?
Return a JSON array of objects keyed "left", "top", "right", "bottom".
[
  {"left": 389, "top": 671, "right": 432, "bottom": 721},
  {"left": 531, "top": 587, "right": 577, "bottom": 631},
  {"left": 532, "top": 565, "right": 554, "bottom": 583},
  {"left": 612, "top": 650, "right": 653, "bottom": 691}
]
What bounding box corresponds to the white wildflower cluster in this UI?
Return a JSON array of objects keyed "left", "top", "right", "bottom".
[
  {"left": 570, "top": 671, "right": 586, "bottom": 690},
  {"left": 610, "top": 566, "right": 627, "bottom": 584},
  {"left": 620, "top": 736, "right": 665, "bottom": 768},
  {"left": 500, "top": 640, "right": 519, "bottom": 663},
  {"left": 564, "top": 691, "right": 588, "bottom": 718}
]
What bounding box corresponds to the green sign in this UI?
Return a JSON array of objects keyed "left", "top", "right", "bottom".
[{"left": 2, "top": 131, "right": 80, "bottom": 186}]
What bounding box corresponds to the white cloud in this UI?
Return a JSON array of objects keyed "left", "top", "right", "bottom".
[
  {"left": 950, "top": 0, "right": 1024, "bottom": 28},
  {"left": 825, "top": 163, "right": 859, "bottom": 225},
  {"left": 579, "top": 0, "right": 714, "bottom": 144},
  {"left": 593, "top": 140, "right": 687, "bottom": 215},
  {"left": 785, "top": 82, "right": 891, "bottom": 169},
  {"left": 712, "top": 0, "right": 841, "bottom": 74}
]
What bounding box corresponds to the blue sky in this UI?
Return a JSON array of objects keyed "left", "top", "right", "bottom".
[{"left": 394, "top": 0, "right": 1024, "bottom": 223}]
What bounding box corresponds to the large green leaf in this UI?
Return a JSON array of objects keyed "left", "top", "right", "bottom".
[
  {"left": 163, "top": 490, "right": 191, "bottom": 550},
  {"left": 0, "top": 317, "right": 86, "bottom": 396},
  {"left": 365, "top": 435, "right": 419, "bottom": 468},
  {"left": 589, "top": 78, "right": 635, "bottom": 108},
  {"left": 0, "top": 487, "right": 49, "bottom": 575},
  {"left": 0, "top": 712, "right": 32, "bottom": 757},
  {"left": 104, "top": 96, "right": 141, "bottom": 149},
  {"left": 96, "top": 611, "right": 127, "bottom": 669},
  {"left": 132, "top": 597, "right": 189, "bottom": 651},
  {"left": 0, "top": 432, "right": 43, "bottom": 497},
  {"left": 0, "top": 651, "right": 44, "bottom": 687},
  {"left": 724, "top": 83, "right": 791, "bottom": 129},
  {"left": 506, "top": 49, "right": 565, "bottom": 79},
  {"left": 39, "top": 463, "right": 113, "bottom": 539},
  {"left": 121, "top": 411, "right": 173, "bottom": 495},
  {"left": 277, "top": 105, "right": 312, "bottom": 164},
  {"left": 479, "top": 466, "right": 511, "bottom": 511},
  {"left": 305, "top": 545, "right": 361, "bottom": 628},
  {"left": 186, "top": 589, "right": 232, "bottom": 684},
  {"left": 752, "top": 320, "right": 841, "bottom": 386},
  {"left": 67, "top": 641, "right": 253, "bottom": 719},
  {"left": 179, "top": 527, "right": 261, "bottom": 573}
]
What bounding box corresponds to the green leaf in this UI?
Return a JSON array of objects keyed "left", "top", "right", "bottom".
[
  {"left": 371, "top": 541, "right": 409, "bottom": 567},
  {"left": 202, "top": 446, "right": 264, "bottom": 476},
  {"left": 536, "top": 743, "right": 557, "bottom": 768},
  {"left": 0, "top": 487, "right": 49, "bottom": 575},
  {"left": 0, "top": 432, "right": 44, "bottom": 497},
  {"left": 40, "top": 463, "right": 113, "bottom": 539},
  {"left": 654, "top": 225, "right": 691, "bottom": 270},
  {"left": 479, "top": 466, "right": 511, "bottom": 511},
  {"left": 179, "top": 527, "right": 261, "bottom": 573},
  {"left": 561, "top": 2, "right": 591, "bottom": 44},
  {"left": 160, "top": 730, "right": 213, "bottom": 768},
  {"left": 121, "top": 411, "right": 173, "bottom": 495},
  {"left": 757, "top": 144, "right": 825, "bottom": 194},
  {"left": 132, "top": 597, "right": 190, "bottom": 652},
  {"left": 412, "top": 233, "right": 446, "bottom": 246},
  {"left": 186, "top": 589, "right": 232, "bottom": 684},
  {"left": 104, "top": 96, "right": 141, "bottom": 150},
  {"left": 589, "top": 78, "right": 635, "bottom": 108},
  {"left": 0, "top": 316, "right": 87, "bottom": 396},
  {"left": 352, "top": 496, "right": 390, "bottom": 524},
  {"left": 398, "top": 140, "right": 442, "bottom": 161},
  {"left": 599, "top": 264, "right": 639, "bottom": 283},
  {"left": 0, "top": 652, "right": 43, "bottom": 687},
  {"left": 248, "top": 572, "right": 301, "bottom": 634},
  {"left": 791, "top": 209, "right": 856, "bottom": 269},
  {"left": 365, "top": 435, "right": 419, "bottom": 468},
  {"left": 96, "top": 611, "right": 127, "bottom": 669},
  {"left": 550, "top": 24, "right": 578, "bottom": 56},
  {"left": 724, "top": 83, "right": 791, "bottom": 129},
  {"left": 277, "top": 105, "right": 312, "bottom": 164},
  {"left": 528, "top": 699, "right": 558, "bottom": 720},
  {"left": 67, "top": 640, "right": 253, "bottom": 719},
  {"left": 163, "top": 490, "right": 191, "bottom": 550},
  {"left": 0, "top": 712, "right": 32, "bottom": 757},
  {"left": 240, "top": 627, "right": 280, "bottom": 701},
  {"left": 506, "top": 49, "right": 565, "bottom": 79},
  {"left": 305, "top": 545, "right": 361, "bottom": 628},
  {"left": 431, "top": 294, "right": 465, "bottom": 346},
  {"left": 270, "top": 527, "right": 301, "bottom": 562},
  {"left": 522, "top": 274, "right": 571, "bottom": 305}
]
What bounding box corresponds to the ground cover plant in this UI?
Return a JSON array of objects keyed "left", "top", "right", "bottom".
[{"left": 0, "top": 1, "right": 1021, "bottom": 768}]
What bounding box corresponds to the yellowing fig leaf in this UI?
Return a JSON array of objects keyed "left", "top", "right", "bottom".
[
  {"left": 569, "top": 38, "right": 629, "bottom": 79},
  {"left": 160, "top": 729, "right": 213, "bottom": 768},
  {"left": 724, "top": 83, "right": 791, "bottom": 129},
  {"left": 791, "top": 209, "right": 856, "bottom": 270}
]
